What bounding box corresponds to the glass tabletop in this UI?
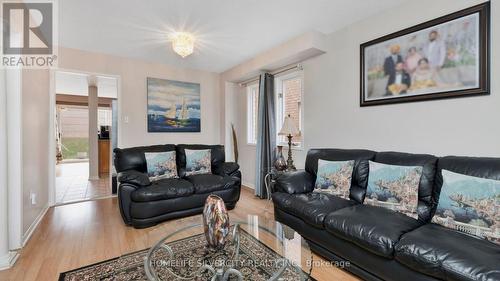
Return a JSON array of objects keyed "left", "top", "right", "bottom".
[{"left": 144, "top": 215, "right": 313, "bottom": 281}]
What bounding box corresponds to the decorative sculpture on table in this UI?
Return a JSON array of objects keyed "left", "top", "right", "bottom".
[
  {"left": 278, "top": 114, "right": 300, "bottom": 171},
  {"left": 202, "top": 195, "right": 230, "bottom": 249}
]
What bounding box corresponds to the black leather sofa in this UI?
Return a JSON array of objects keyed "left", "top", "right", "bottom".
[
  {"left": 114, "top": 144, "right": 241, "bottom": 228},
  {"left": 272, "top": 149, "right": 500, "bottom": 281}
]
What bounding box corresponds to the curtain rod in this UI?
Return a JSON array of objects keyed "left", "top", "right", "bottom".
[{"left": 238, "top": 63, "right": 303, "bottom": 87}]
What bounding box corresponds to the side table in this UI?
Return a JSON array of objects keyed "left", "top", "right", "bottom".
[{"left": 264, "top": 168, "right": 286, "bottom": 201}]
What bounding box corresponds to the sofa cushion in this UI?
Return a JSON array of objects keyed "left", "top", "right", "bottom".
[
  {"left": 314, "top": 160, "right": 355, "bottom": 199},
  {"left": 432, "top": 169, "right": 500, "bottom": 245},
  {"left": 184, "top": 149, "right": 212, "bottom": 176},
  {"left": 395, "top": 224, "right": 500, "bottom": 281},
  {"left": 275, "top": 170, "right": 315, "bottom": 194},
  {"left": 324, "top": 205, "right": 422, "bottom": 258},
  {"left": 145, "top": 151, "right": 178, "bottom": 181},
  {"left": 176, "top": 144, "right": 225, "bottom": 178},
  {"left": 272, "top": 192, "right": 357, "bottom": 229},
  {"left": 305, "top": 149, "right": 376, "bottom": 203},
  {"left": 186, "top": 174, "right": 237, "bottom": 194},
  {"left": 117, "top": 170, "right": 151, "bottom": 186},
  {"left": 374, "top": 151, "right": 438, "bottom": 223},
  {"left": 364, "top": 161, "right": 422, "bottom": 219},
  {"left": 114, "top": 144, "right": 176, "bottom": 173},
  {"left": 131, "top": 178, "right": 194, "bottom": 202}
]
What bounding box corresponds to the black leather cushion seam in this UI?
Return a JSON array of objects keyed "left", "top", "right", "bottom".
[
  {"left": 327, "top": 226, "right": 396, "bottom": 259},
  {"left": 274, "top": 204, "right": 325, "bottom": 229},
  {"left": 442, "top": 265, "right": 473, "bottom": 281},
  {"left": 325, "top": 205, "right": 424, "bottom": 259},
  {"left": 397, "top": 246, "right": 442, "bottom": 267},
  {"left": 396, "top": 246, "right": 444, "bottom": 278}
]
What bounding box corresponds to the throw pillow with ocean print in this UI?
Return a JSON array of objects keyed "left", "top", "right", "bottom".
[
  {"left": 365, "top": 161, "right": 422, "bottom": 219},
  {"left": 185, "top": 149, "right": 212, "bottom": 176},
  {"left": 314, "top": 159, "right": 354, "bottom": 199},
  {"left": 145, "top": 151, "right": 178, "bottom": 181},
  {"left": 432, "top": 169, "right": 500, "bottom": 245}
]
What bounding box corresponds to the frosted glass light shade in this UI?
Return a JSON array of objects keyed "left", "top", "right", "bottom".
[{"left": 172, "top": 32, "right": 195, "bottom": 58}]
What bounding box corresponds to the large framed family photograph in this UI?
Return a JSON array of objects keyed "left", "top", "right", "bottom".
[{"left": 360, "top": 2, "right": 490, "bottom": 106}]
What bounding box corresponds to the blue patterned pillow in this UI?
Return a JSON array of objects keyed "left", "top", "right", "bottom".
[
  {"left": 185, "top": 149, "right": 211, "bottom": 176},
  {"left": 314, "top": 160, "right": 354, "bottom": 199},
  {"left": 145, "top": 151, "right": 178, "bottom": 181},
  {"left": 365, "top": 161, "right": 422, "bottom": 219},
  {"left": 433, "top": 170, "right": 500, "bottom": 245}
]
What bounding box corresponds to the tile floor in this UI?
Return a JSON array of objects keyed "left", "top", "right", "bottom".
[{"left": 55, "top": 162, "right": 111, "bottom": 204}]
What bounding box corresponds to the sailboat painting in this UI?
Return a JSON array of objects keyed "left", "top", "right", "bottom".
[{"left": 147, "top": 78, "right": 201, "bottom": 132}]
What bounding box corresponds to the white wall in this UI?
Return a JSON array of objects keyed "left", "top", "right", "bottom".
[
  {"left": 22, "top": 70, "right": 50, "bottom": 236},
  {"left": 0, "top": 69, "right": 9, "bottom": 268},
  {"left": 58, "top": 48, "right": 222, "bottom": 148},
  {"left": 234, "top": 85, "right": 257, "bottom": 188},
  {"left": 227, "top": 0, "right": 499, "bottom": 186},
  {"left": 6, "top": 69, "right": 23, "bottom": 250},
  {"left": 299, "top": 0, "right": 498, "bottom": 159}
]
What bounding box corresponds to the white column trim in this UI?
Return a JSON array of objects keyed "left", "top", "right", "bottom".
[
  {"left": 0, "top": 68, "right": 10, "bottom": 270},
  {"left": 6, "top": 68, "right": 23, "bottom": 250},
  {"left": 88, "top": 84, "right": 99, "bottom": 180},
  {"left": 48, "top": 70, "right": 56, "bottom": 206}
]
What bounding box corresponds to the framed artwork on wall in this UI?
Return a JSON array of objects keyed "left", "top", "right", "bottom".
[
  {"left": 147, "top": 77, "right": 201, "bottom": 132},
  {"left": 360, "top": 2, "right": 490, "bottom": 106}
]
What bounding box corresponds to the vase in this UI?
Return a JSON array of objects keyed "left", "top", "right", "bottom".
[
  {"left": 202, "top": 195, "right": 230, "bottom": 249},
  {"left": 274, "top": 146, "right": 287, "bottom": 171}
]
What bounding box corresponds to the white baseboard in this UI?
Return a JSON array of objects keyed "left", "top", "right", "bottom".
[
  {"left": 242, "top": 181, "right": 255, "bottom": 189},
  {"left": 22, "top": 205, "right": 49, "bottom": 247},
  {"left": 0, "top": 251, "right": 19, "bottom": 271}
]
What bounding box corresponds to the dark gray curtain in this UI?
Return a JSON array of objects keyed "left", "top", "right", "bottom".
[{"left": 255, "top": 73, "right": 276, "bottom": 199}]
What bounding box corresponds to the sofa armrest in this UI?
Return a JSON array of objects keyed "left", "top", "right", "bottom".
[
  {"left": 215, "top": 162, "right": 240, "bottom": 177},
  {"left": 275, "top": 170, "right": 315, "bottom": 194},
  {"left": 117, "top": 170, "right": 151, "bottom": 187}
]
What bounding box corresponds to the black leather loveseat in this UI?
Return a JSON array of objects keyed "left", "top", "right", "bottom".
[
  {"left": 114, "top": 144, "right": 241, "bottom": 228},
  {"left": 272, "top": 149, "right": 500, "bottom": 281}
]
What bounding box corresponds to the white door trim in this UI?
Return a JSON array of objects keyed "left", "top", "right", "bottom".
[
  {"left": 0, "top": 68, "right": 11, "bottom": 270},
  {"left": 48, "top": 70, "right": 56, "bottom": 206},
  {"left": 6, "top": 68, "right": 23, "bottom": 250},
  {"left": 49, "top": 68, "right": 122, "bottom": 206}
]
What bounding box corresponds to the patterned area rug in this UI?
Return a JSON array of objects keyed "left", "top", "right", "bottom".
[{"left": 59, "top": 227, "right": 314, "bottom": 280}]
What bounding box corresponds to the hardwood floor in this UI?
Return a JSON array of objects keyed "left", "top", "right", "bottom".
[{"left": 0, "top": 188, "right": 358, "bottom": 281}]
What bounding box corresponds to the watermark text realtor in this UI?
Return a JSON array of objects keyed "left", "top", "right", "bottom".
[{"left": 1, "top": 1, "right": 57, "bottom": 68}]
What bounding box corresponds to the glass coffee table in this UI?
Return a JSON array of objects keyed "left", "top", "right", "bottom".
[{"left": 144, "top": 215, "right": 314, "bottom": 280}]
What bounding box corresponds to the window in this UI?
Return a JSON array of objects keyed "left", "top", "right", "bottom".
[
  {"left": 275, "top": 71, "right": 303, "bottom": 147},
  {"left": 246, "top": 71, "right": 304, "bottom": 147},
  {"left": 98, "top": 108, "right": 112, "bottom": 127},
  {"left": 246, "top": 83, "right": 259, "bottom": 144}
]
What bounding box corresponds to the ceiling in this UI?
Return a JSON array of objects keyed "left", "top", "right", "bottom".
[
  {"left": 59, "top": 0, "right": 408, "bottom": 73},
  {"left": 56, "top": 71, "right": 118, "bottom": 98}
]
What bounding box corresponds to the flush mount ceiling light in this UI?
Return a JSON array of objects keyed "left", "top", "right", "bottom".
[{"left": 171, "top": 32, "right": 195, "bottom": 58}]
